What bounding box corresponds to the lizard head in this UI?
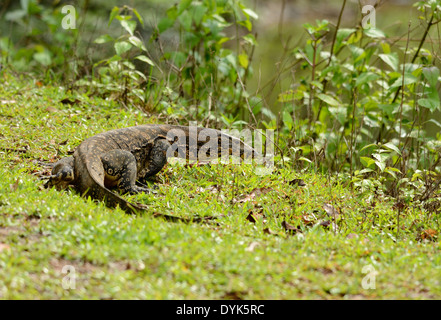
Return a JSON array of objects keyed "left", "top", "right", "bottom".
[{"left": 44, "top": 166, "right": 75, "bottom": 191}]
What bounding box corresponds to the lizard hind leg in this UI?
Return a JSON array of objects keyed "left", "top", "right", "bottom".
[{"left": 101, "top": 150, "right": 150, "bottom": 195}]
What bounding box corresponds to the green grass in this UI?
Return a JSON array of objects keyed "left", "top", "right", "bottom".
[{"left": 0, "top": 72, "right": 440, "bottom": 299}]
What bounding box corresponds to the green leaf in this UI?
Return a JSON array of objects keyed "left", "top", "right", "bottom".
[
  {"left": 423, "top": 66, "right": 440, "bottom": 87},
  {"left": 132, "top": 8, "right": 144, "bottom": 27},
  {"left": 108, "top": 7, "right": 120, "bottom": 26},
  {"left": 364, "top": 28, "right": 386, "bottom": 38},
  {"left": 373, "top": 153, "right": 388, "bottom": 172},
  {"left": 94, "top": 34, "right": 114, "bottom": 44},
  {"left": 334, "top": 28, "right": 356, "bottom": 52},
  {"left": 379, "top": 53, "right": 399, "bottom": 71},
  {"left": 135, "top": 55, "right": 155, "bottom": 66},
  {"left": 114, "top": 41, "right": 132, "bottom": 55},
  {"left": 33, "top": 51, "right": 52, "bottom": 66},
  {"left": 261, "top": 107, "right": 276, "bottom": 119},
  {"left": 360, "top": 143, "right": 378, "bottom": 152},
  {"left": 378, "top": 103, "right": 399, "bottom": 117},
  {"left": 418, "top": 97, "right": 440, "bottom": 112},
  {"left": 128, "top": 36, "right": 146, "bottom": 51},
  {"left": 178, "top": 10, "right": 193, "bottom": 31},
  {"left": 107, "top": 55, "right": 122, "bottom": 63},
  {"left": 191, "top": 4, "right": 207, "bottom": 25},
  {"left": 382, "top": 142, "right": 401, "bottom": 155},
  {"left": 375, "top": 160, "right": 386, "bottom": 172},
  {"left": 121, "top": 20, "right": 136, "bottom": 36},
  {"left": 385, "top": 167, "right": 400, "bottom": 178},
  {"left": 299, "top": 157, "right": 312, "bottom": 164},
  {"left": 328, "top": 106, "right": 346, "bottom": 125},
  {"left": 242, "top": 8, "right": 258, "bottom": 20},
  {"left": 158, "top": 17, "right": 175, "bottom": 33},
  {"left": 355, "top": 72, "right": 380, "bottom": 87},
  {"left": 390, "top": 73, "right": 418, "bottom": 88},
  {"left": 425, "top": 119, "right": 441, "bottom": 129},
  {"left": 381, "top": 42, "right": 391, "bottom": 54},
  {"left": 282, "top": 110, "right": 293, "bottom": 130},
  {"left": 316, "top": 93, "right": 340, "bottom": 107},
  {"left": 277, "top": 90, "right": 296, "bottom": 103},
  {"left": 349, "top": 45, "right": 365, "bottom": 62},
  {"left": 360, "top": 156, "right": 375, "bottom": 168},
  {"left": 242, "top": 34, "right": 257, "bottom": 46},
  {"left": 238, "top": 19, "right": 252, "bottom": 32},
  {"left": 336, "top": 28, "right": 356, "bottom": 42},
  {"left": 5, "top": 9, "right": 26, "bottom": 21},
  {"left": 178, "top": 0, "right": 192, "bottom": 13},
  {"left": 238, "top": 53, "right": 249, "bottom": 68}
]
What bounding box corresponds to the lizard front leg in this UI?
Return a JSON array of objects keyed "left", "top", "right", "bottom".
[
  {"left": 139, "top": 138, "right": 170, "bottom": 181},
  {"left": 101, "top": 150, "right": 151, "bottom": 195},
  {"left": 44, "top": 156, "right": 75, "bottom": 190}
]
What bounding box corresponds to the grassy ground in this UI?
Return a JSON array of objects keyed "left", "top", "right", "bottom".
[{"left": 0, "top": 72, "right": 440, "bottom": 299}]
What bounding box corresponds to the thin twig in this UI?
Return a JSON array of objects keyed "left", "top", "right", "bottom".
[
  {"left": 391, "top": 14, "right": 434, "bottom": 104},
  {"left": 316, "top": 0, "right": 347, "bottom": 121}
]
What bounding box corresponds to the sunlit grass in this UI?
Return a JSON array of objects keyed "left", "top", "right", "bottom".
[{"left": 0, "top": 73, "right": 440, "bottom": 299}]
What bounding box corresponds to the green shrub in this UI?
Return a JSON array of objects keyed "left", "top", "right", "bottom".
[{"left": 276, "top": 0, "right": 441, "bottom": 200}]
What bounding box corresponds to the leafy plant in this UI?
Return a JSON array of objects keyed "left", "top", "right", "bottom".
[
  {"left": 0, "top": 0, "right": 78, "bottom": 80},
  {"left": 152, "top": 0, "right": 262, "bottom": 125},
  {"left": 76, "top": 5, "right": 154, "bottom": 108},
  {"left": 276, "top": 0, "right": 441, "bottom": 202}
]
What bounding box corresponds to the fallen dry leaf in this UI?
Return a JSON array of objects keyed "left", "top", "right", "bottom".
[
  {"left": 9, "top": 178, "right": 19, "bottom": 192},
  {"left": 45, "top": 106, "right": 58, "bottom": 113},
  {"left": 420, "top": 229, "right": 438, "bottom": 241},
  {"left": 245, "top": 241, "right": 259, "bottom": 252},
  {"left": 282, "top": 221, "right": 302, "bottom": 235},
  {"left": 0, "top": 243, "right": 10, "bottom": 252},
  {"left": 289, "top": 179, "right": 306, "bottom": 187},
  {"left": 195, "top": 185, "right": 220, "bottom": 194},
  {"left": 246, "top": 211, "right": 264, "bottom": 223},
  {"left": 319, "top": 220, "right": 331, "bottom": 228},
  {"left": 263, "top": 227, "right": 275, "bottom": 235},
  {"left": 60, "top": 98, "right": 80, "bottom": 105},
  {"left": 234, "top": 187, "right": 272, "bottom": 203},
  {"left": 323, "top": 203, "right": 341, "bottom": 219},
  {"left": 301, "top": 214, "right": 316, "bottom": 226}
]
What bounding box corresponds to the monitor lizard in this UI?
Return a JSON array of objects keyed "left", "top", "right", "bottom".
[{"left": 44, "top": 124, "right": 258, "bottom": 222}]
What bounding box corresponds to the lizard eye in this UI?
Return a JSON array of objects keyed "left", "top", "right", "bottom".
[{"left": 108, "top": 168, "right": 113, "bottom": 175}]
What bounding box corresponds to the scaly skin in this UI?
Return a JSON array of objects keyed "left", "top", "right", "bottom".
[{"left": 46, "top": 124, "right": 257, "bottom": 221}]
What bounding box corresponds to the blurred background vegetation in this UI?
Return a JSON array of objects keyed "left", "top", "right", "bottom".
[{"left": 1, "top": 0, "right": 441, "bottom": 203}]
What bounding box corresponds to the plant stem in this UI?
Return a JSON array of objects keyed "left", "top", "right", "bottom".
[
  {"left": 391, "top": 13, "right": 434, "bottom": 104},
  {"left": 316, "top": 0, "right": 347, "bottom": 122}
]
